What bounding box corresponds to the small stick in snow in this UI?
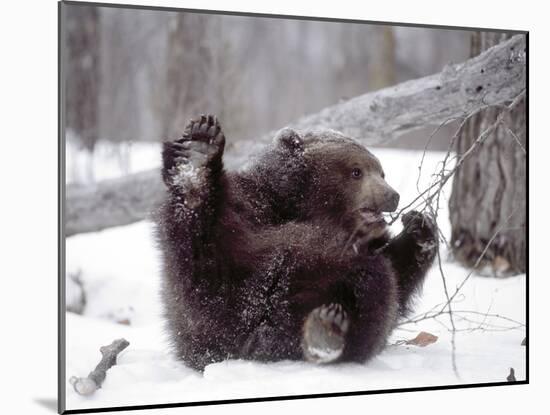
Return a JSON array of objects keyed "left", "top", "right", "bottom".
[{"left": 69, "top": 338, "right": 130, "bottom": 396}]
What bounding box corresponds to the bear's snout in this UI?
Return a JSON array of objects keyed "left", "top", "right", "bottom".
[
  {"left": 380, "top": 189, "right": 400, "bottom": 212},
  {"left": 358, "top": 177, "right": 400, "bottom": 213}
]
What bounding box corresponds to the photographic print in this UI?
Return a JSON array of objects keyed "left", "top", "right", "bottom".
[{"left": 59, "top": 1, "right": 527, "bottom": 413}]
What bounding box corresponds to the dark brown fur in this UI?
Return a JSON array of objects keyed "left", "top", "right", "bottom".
[{"left": 155, "top": 117, "right": 437, "bottom": 370}]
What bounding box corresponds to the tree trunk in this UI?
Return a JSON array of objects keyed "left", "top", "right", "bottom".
[
  {"left": 366, "top": 26, "right": 395, "bottom": 91},
  {"left": 66, "top": 5, "right": 100, "bottom": 153},
  {"left": 449, "top": 32, "right": 526, "bottom": 276},
  {"left": 160, "top": 13, "right": 212, "bottom": 139}
]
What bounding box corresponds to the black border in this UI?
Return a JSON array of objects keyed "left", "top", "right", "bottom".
[
  {"left": 63, "top": 381, "right": 527, "bottom": 414},
  {"left": 58, "top": 1, "right": 529, "bottom": 414}
]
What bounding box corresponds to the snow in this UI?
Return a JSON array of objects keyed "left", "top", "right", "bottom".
[
  {"left": 173, "top": 162, "right": 202, "bottom": 187},
  {"left": 64, "top": 145, "right": 526, "bottom": 411}
]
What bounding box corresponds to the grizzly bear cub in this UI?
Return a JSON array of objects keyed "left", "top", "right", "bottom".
[{"left": 155, "top": 114, "right": 437, "bottom": 370}]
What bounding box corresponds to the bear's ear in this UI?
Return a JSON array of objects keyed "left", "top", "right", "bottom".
[{"left": 274, "top": 128, "right": 304, "bottom": 153}]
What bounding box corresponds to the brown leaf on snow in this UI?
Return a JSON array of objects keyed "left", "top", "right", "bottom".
[{"left": 406, "top": 331, "right": 438, "bottom": 347}]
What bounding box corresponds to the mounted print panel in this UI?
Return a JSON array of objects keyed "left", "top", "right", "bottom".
[{"left": 59, "top": 1, "right": 527, "bottom": 413}]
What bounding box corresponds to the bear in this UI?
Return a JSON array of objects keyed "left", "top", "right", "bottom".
[{"left": 155, "top": 114, "right": 437, "bottom": 370}]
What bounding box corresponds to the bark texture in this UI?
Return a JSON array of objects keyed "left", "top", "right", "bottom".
[
  {"left": 66, "top": 35, "right": 526, "bottom": 237},
  {"left": 449, "top": 32, "right": 526, "bottom": 275}
]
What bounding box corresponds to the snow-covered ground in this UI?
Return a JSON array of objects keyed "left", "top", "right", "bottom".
[{"left": 65, "top": 143, "right": 526, "bottom": 411}]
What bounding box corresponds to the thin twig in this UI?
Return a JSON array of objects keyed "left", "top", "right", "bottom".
[
  {"left": 401, "top": 309, "right": 525, "bottom": 329},
  {"left": 503, "top": 123, "right": 526, "bottom": 154}
]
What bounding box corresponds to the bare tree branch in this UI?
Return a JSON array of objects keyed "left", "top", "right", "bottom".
[
  {"left": 401, "top": 309, "right": 526, "bottom": 329},
  {"left": 66, "top": 35, "right": 526, "bottom": 237},
  {"left": 388, "top": 89, "right": 525, "bottom": 225}
]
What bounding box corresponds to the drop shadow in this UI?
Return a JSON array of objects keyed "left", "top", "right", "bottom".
[{"left": 34, "top": 398, "right": 57, "bottom": 412}]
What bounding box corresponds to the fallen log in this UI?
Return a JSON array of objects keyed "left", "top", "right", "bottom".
[{"left": 65, "top": 34, "right": 526, "bottom": 237}]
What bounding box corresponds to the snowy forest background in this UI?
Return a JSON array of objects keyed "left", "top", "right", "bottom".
[
  {"left": 65, "top": 5, "right": 471, "bottom": 184},
  {"left": 62, "top": 3, "right": 526, "bottom": 412}
]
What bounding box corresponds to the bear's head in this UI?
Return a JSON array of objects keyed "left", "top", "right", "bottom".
[
  {"left": 272, "top": 128, "right": 399, "bottom": 227},
  {"left": 243, "top": 127, "right": 399, "bottom": 231}
]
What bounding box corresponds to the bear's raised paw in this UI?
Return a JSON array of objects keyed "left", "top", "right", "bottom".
[
  {"left": 401, "top": 210, "right": 438, "bottom": 253},
  {"left": 162, "top": 114, "right": 225, "bottom": 187}
]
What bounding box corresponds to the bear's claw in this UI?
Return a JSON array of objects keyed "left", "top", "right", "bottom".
[{"left": 180, "top": 114, "right": 225, "bottom": 153}]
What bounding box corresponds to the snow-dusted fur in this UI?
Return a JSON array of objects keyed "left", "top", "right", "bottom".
[{"left": 155, "top": 115, "right": 437, "bottom": 370}]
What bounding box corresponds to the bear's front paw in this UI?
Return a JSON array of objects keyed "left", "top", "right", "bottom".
[
  {"left": 302, "top": 303, "right": 350, "bottom": 364},
  {"left": 401, "top": 210, "right": 438, "bottom": 252},
  {"left": 162, "top": 114, "right": 225, "bottom": 187}
]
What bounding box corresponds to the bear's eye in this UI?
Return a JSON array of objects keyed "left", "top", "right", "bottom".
[{"left": 351, "top": 168, "right": 363, "bottom": 179}]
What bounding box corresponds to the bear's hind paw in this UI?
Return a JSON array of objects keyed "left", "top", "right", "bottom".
[{"left": 302, "top": 303, "right": 350, "bottom": 364}]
